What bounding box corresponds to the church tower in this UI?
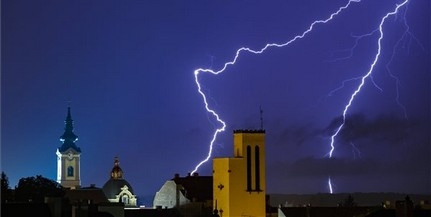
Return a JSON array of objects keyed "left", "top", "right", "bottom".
[
  {"left": 213, "top": 129, "right": 266, "bottom": 217},
  {"left": 56, "top": 107, "right": 81, "bottom": 188}
]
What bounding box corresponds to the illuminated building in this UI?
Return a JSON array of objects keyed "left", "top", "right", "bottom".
[
  {"left": 102, "top": 157, "right": 137, "bottom": 207},
  {"left": 213, "top": 129, "right": 266, "bottom": 217},
  {"left": 153, "top": 173, "right": 213, "bottom": 216},
  {"left": 56, "top": 107, "right": 81, "bottom": 188}
]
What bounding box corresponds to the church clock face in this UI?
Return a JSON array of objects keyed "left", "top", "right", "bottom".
[{"left": 67, "top": 152, "right": 74, "bottom": 161}]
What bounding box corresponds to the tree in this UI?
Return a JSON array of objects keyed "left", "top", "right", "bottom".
[
  {"left": 1, "top": 172, "right": 13, "bottom": 202},
  {"left": 14, "top": 175, "right": 64, "bottom": 203},
  {"left": 342, "top": 194, "right": 357, "bottom": 207}
]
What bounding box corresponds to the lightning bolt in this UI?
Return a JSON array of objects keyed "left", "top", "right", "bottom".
[
  {"left": 191, "top": 0, "right": 361, "bottom": 174},
  {"left": 328, "top": 30, "right": 378, "bottom": 63},
  {"left": 327, "top": 30, "right": 384, "bottom": 94},
  {"left": 385, "top": 3, "right": 424, "bottom": 120},
  {"left": 328, "top": 177, "right": 334, "bottom": 194},
  {"left": 350, "top": 142, "right": 362, "bottom": 160},
  {"left": 191, "top": 0, "right": 411, "bottom": 195},
  {"left": 327, "top": 0, "right": 410, "bottom": 193}
]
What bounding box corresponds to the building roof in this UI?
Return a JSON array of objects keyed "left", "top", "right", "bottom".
[
  {"left": 125, "top": 208, "right": 180, "bottom": 217},
  {"left": 172, "top": 173, "right": 212, "bottom": 202},
  {"left": 233, "top": 129, "right": 265, "bottom": 134},
  {"left": 279, "top": 206, "right": 431, "bottom": 217},
  {"left": 58, "top": 107, "right": 81, "bottom": 153},
  {"left": 65, "top": 186, "right": 109, "bottom": 204},
  {"left": 2, "top": 203, "right": 53, "bottom": 217}
]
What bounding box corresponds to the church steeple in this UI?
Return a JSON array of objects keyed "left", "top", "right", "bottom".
[
  {"left": 58, "top": 107, "right": 81, "bottom": 153},
  {"left": 56, "top": 106, "right": 82, "bottom": 188}
]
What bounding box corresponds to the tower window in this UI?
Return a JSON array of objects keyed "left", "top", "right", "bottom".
[
  {"left": 67, "top": 166, "right": 74, "bottom": 177},
  {"left": 246, "top": 145, "right": 252, "bottom": 191},
  {"left": 255, "top": 145, "right": 261, "bottom": 191}
]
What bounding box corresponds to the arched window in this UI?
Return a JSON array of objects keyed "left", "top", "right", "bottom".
[
  {"left": 122, "top": 194, "right": 129, "bottom": 204},
  {"left": 67, "top": 166, "right": 74, "bottom": 177}
]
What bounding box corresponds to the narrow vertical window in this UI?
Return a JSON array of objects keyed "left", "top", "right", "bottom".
[
  {"left": 67, "top": 166, "right": 74, "bottom": 177},
  {"left": 246, "top": 145, "right": 252, "bottom": 191},
  {"left": 255, "top": 146, "right": 260, "bottom": 191}
]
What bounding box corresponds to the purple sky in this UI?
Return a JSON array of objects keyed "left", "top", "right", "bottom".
[{"left": 2, "top": 0, "right": 430, "bottom": 204}]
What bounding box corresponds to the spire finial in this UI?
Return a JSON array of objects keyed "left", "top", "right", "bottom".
[
  {"left": 65, "top": 107, "right": 73, "bottom": 130},
  {"left": 67, "top": 107, "right": 72, "bottom": 119}
]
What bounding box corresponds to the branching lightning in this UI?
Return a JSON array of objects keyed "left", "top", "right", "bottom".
[
  {"left": 350, "top": 142, "right": 362, "bottom": 159},
  {"left": 327, "top": 0, "right": 410, "bottom": 193},
  {"left": 385, "top": 3, "right": 424, "bottom": 120},
  {"left": 191, "top": 0, "right": 411, "bottom": 195},
  {"left": 327, "top": 30, "right": 384, "bottom": 94},
  {"left": 191, "top": 0, "right": 361, "bottom": 175},
  {"left": 328, "top": 30, "right": 378, "bottom": 63}
]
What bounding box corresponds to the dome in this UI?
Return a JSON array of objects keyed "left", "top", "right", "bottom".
[
  {"left": 102, "top": 178, "right": 134, "bottom": 199},
  {"left": 102, "top": 157, "right": 135, "bottom": 200}
]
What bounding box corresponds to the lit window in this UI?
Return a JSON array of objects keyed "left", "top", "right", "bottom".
[{"left": 122, "top": 195, "right": 129, "bottom": 204}]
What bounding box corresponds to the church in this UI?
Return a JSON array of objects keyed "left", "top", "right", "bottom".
[
  {"left": 56, "top": 107, "right": 137, "bottom": 207},
  {"left": 56, "top": 107, "right": 82, "bottom": 189}
]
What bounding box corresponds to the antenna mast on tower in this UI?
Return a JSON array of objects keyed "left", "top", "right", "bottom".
[{"left": 260, "top": 106, "right": 264, "bottom": 130}]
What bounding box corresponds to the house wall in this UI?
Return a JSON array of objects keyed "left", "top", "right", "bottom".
[{"left": 153, "top": 180, "right": 189, "bottom": 209}]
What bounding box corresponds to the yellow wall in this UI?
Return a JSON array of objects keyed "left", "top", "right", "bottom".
[
  {"left": 213, "top": 130, "right": 266, "bottom": 217},
  {"left": 213, "top": 158, "right": 232, "bottom": 216}
]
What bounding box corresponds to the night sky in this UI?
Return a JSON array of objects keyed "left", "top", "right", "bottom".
[{"left": 2, "top": 0, "right": 430, "bottom": 204}]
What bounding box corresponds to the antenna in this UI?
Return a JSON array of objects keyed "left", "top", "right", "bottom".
[{"left": 260, "top": 106, "right": 264, "bottom": 130}]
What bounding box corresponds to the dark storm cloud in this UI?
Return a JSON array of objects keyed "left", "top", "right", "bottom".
[
  {"left": 323, "top": 113, "right": 424, "bottom": 146},
  {"left": 274, "top": 124, "right": 320, "bottom": 147},
  {"left": 268, "top": 113, "right": 430, "bottom": 179},
  {"left": 271, "top": 157, "right": 378, "bottom": 177},
  {"left": 270, "top": 154, "right": 428, "bottom": 179},
  {"left": 271, "top": 112, "right": 426, "bottom": 150}
]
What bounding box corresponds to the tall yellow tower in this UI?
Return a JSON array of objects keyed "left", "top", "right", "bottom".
[{"left": 213, "top": 130, "right": 266, "bottom": 217}]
